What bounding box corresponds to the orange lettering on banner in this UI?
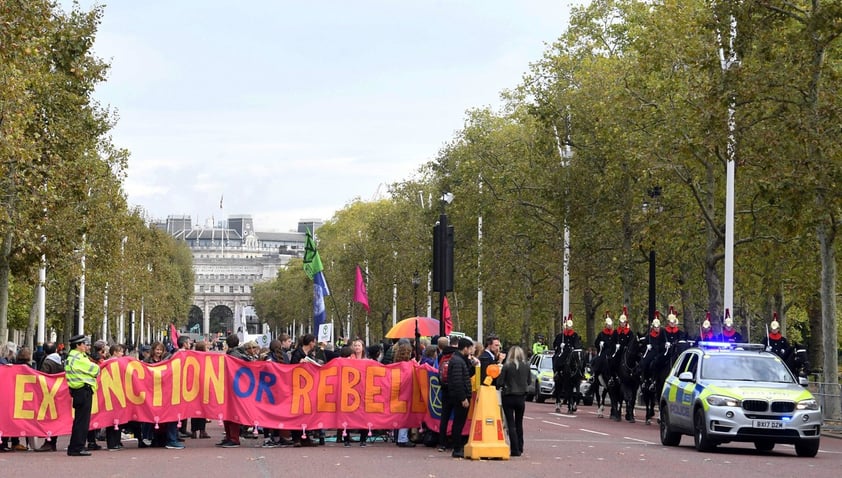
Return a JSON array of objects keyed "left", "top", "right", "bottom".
[
  {"left": 340, "top": 366, "right": 361, "bottom": 412},
  {"left": 364, "top": 367, "right": 385, "bottom": 413},
  {"left": 291, "top": 368, "right": 315, "bottom": 414},
  {"left": 37, "top": 375, "right": 64, "bottom": 420},
  {"left": 203, "top": 355, "right": 225, "bottom": 405},
  {"left": 100, "top": 362, "right": 127, "bottom": 411},
  {"left": 411, "top": 368, "right": 428, "bottom": 412},
  {"left": 182, "top": 356, "right": 200, "bottom": 403},
  {"left": 317, "top": 366, "right": 337, "bottom": 413},
  {"left": 13, "top": 375, "right": 36, "bottom": 419},
  {"left": 125, "top": 360, "right": 146, "bottom": 405},
  {"left": 389, "top": 368, "right": 407, "bottom": 413},
  {"left": 170, "top": 358, "right": 182, "bottom": 405}
]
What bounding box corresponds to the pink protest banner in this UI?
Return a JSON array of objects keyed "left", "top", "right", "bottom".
[{"left": 0, "top": 352, "right": 436, "bottom": 438}]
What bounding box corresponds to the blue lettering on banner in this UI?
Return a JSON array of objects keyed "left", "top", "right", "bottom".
[
  {"left": 233, "top": 367, "right": 255, "bottom": 398},
  {"left": 256, "top": 371, "right": 276, "bottom": 404}
]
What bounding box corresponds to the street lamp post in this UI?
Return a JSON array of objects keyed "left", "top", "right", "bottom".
[
  {"left": 433, "top": 193, "right": 454, "bottom": 338},
  {"left": 412, "top": 270, "right": 420, "bottom": 316},
  {"left": 643, "top": 186, "right": 662, "bottom": 325}
]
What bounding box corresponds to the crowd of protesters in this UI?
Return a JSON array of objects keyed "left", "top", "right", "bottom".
[{"left": 0, "top": 332, "right": 479, "bottom": 455}]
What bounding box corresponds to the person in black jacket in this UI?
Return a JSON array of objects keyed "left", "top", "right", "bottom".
[
  {"left": 439, "top": 337, "right": 474, "bottom": 458},
  {"left": 497, "top": 345, "right": 532, "bottom": 457}
]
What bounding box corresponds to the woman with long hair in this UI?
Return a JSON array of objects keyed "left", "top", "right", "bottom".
[{"left": 497, "top": 345, "right": 531, "bottom": 457}]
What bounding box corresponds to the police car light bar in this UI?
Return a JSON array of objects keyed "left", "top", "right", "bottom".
[{"left": 696, "top": 341, "right": 766, "bottom": 351}]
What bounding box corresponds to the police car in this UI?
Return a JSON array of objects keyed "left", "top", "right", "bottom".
[
  {"left": 659, "top": 342, "right": 822, "bottom": 457},
  {"left": 529, "top": 351, "right": 555, "bottom": 403}
]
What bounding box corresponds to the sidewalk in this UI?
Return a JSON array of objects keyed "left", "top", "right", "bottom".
[{"left": 824, "top": 419, "right": 842, "bottom": 439}]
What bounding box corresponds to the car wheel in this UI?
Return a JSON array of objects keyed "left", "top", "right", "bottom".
[
  {"left": 693, "top": 408, "right": 716, "bottom": 452},
  {"left": 794, "top": 440, "right": 819, "bottom": 458},
  {"left": 536, "top": 393, "right": 546, "bottom": 403},
  {"left": 659, "top": 404, "right": 681, "bottom": 446},
  {"left": 754, "top": 440, "right": 774, "bottom": 452},
  {"left": 526, "top": 393, "right": 534, "bottom": 402},
  {"left": 582, "top": 397, "right": 594, "bottom": 406}
]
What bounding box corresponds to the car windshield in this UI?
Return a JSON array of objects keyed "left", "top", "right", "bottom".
[
  {"left": 537, "top": 356, "right": 554, "bottom": 371},
  {"left": 701, "top": 354, "right": 794, "bottom": 383}
]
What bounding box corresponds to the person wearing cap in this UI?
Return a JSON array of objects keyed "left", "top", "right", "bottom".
[
  {"left": 721, "top": 310, "right": 743, "bottom": 343},
  {"left": 532, "top": 336, "right": 548, "bottom": 356},
  {"left": 65, "top": 334, "right": 100, "bottom": 456},
  {"left": 762, "top": 313, "right": 792, "bottom": 361},
  {"left": 639, "top": 312, "right": 666, "bottom": 388}
]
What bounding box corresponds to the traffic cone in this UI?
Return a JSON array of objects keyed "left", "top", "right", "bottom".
[{"left": 464, "top": 368, "right": 510, "bottom": 460}]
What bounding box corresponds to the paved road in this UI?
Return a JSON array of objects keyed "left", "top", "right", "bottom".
[{"left": 1, "top": 400, "right": 839, "bottom": 478}]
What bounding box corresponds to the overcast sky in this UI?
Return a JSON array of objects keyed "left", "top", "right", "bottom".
[{"left": 68, "top": 1, "right": 583, "bottom": 232}]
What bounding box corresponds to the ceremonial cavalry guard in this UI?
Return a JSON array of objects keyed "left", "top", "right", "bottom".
[
  {"left": 762, "top": 312, "right": 792, "bottom": 361},
  {"left": 640, "top": 312, "right": 666, "bottom": 387},
  {"left": 698, "top": 312, "right": 715, "bottom": 341},
  {"left": 553, "top": 314, "right": 582, "bottom": 355},
  {"left": 594, "top": 312, "right": 616, "bottom": 357},
  {"left": 720, "top": 309, "right": 743, "bottom": 343},
  {"left": 614, "top": 306, "right": 634, "bottom": 349}
]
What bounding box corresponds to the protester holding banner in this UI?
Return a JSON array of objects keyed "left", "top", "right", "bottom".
[
  {"left": 218, "top": 334, "right": 250, "bottom": 448},
  {"left": 440, "top": 337, "right": 475, "bottom": 459},
  {"left": 343, "top": 338, "right": 373, "bottom": 447},
  {"left": 394, "top": 342, "right": 417, "bottom": 448},
  {"left": 190, "top": 340, "right": 211, "bottom": 440},
  {"left": 140, "top": 341, "right": 184, "bottom": 450},
  {"left": 65, "top": 334, "right": 100, "bottom": 456}
]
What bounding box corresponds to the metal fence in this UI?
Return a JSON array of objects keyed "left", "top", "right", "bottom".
[{"left": 807, "top": 377, "right": 842, "bottom": 421}]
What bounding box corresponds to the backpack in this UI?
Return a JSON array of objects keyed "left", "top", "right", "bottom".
[{"left": 439, "top": 352, "right": 454, "bottom": 385}]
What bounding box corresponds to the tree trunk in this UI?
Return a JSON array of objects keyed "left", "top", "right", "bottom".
[
  {"left": 0, "top": 229, "right": 12, "bottom": 345},
  {"left": 817, "top": 221, "right": 840, "bottom": 418}
]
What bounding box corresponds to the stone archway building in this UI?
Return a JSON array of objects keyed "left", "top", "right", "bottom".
[{"left": 156, "top": 214, "right": 323, "bottom": 337}]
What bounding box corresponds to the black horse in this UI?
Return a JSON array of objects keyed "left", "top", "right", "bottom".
[
  {"left": 785, "top": 344, "right": 810, "bottom": 378},
  {"left": 612, "top": 335, "right": 642, "bottom": 423},
  {"left": 640, "top": 339, "right": 690, "bottom": 424},
  {"left": 553, "top": 347, "right": 584, "bottom": 414},
  {"left": 588, "top": 343, "right": 618, "bottom": 418}
]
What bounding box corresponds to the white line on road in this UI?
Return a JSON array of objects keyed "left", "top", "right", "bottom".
[
  {"left": 542, "top": 420, "right": 569, "bottom": 428},
  {"left": 579, "top": 428, "right": 609, "bottom": 436},
  {"left": 549, "top": 412, "right": 578, "bottom": 419},
  {"left": 624, "top": 436, "right": 655, "bottom": 445}
]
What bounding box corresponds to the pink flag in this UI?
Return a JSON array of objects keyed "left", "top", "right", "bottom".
[
  {"left": 354, "top": 265, "right": 370, "bottom": 312},
  {"left": 169, "top": 323, "right": 179, "bottom": 348},
  {"left": 443, "top": 296, "right": 453, "bottom": 335}
]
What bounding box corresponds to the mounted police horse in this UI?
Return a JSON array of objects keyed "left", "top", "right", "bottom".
[
  {"left": 641, "top": 339, "right": 690, "bottom": 425},
  {"left": 612, "top": 335, "right": 642, "bottom": 423},
  {"left": 553, "top": 346, "right": 584, "bottom": 414}
]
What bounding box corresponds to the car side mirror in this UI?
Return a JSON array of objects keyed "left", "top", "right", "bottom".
[
  {"left": 678, "top": 371, "right": 694, "bottom": 382},
  {"left": 798, "top": 376, "right": 808, "bottom": 387}
]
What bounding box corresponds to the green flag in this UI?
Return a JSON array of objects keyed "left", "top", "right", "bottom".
[{"left": 303, "top": 229, "right": 323, "bottom": 280}]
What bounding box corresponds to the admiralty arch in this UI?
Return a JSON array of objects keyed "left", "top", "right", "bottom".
[{"left": 156, "top": 214, "right": 322, "bottom": 337}]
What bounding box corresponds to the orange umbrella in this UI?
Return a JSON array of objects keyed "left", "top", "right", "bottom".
[{"left": 385, "top": 317, "right": 441, "bottom": 338}]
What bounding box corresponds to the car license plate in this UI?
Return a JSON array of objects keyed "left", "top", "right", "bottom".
[{"left": 753, "top": 420, "right": 784, "bottom": 429}]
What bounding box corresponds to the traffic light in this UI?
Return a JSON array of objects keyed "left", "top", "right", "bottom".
[{"left": 432, "top": 214, "right": 454, "bottom": 293}]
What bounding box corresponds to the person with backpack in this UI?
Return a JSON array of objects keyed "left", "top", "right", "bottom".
[{"left": 438, "top": 337, "right": 475, "bottom": 458}]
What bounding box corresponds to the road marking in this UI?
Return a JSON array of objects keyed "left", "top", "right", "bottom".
[
  {"left": 624, "top": 436, "right": 655, "bottom": 445},
  {"left": 579, "top": 428, "right": 609, "bottom": 436},
  {"left": 549, "top": 412, "right": 578, "bottom": 419},
  {"left": 542, "top": 420, "right": 569, "bottom": 428}
]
